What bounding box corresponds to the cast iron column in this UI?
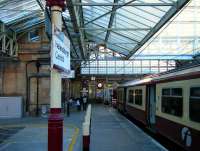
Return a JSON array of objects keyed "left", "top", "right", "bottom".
[{"left": 46, "top": 1, "right": 66, "bottom": 151}]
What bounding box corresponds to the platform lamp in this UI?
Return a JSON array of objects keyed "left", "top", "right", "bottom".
[{"left": 46, "top": 0, "right": 66, "bottom": 151}]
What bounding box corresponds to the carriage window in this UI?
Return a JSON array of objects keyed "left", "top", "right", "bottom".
[
  {"left": 128, "top": 90, "right": 134, "bottom": 103},
  {"left": 190, "top": 87, "right": 200, "bottom": 123},
  {"left": 135, "top": 89, "right": 142, "bottom": 106},
  {"left": 162, "top": 88, "right": 170, "bottom": 96},
  {"left": 161, "top": 88, "right": 183, "bottom": 117},
  {"left": 171, "top": 88, "right": 182, "bottom": 96}
]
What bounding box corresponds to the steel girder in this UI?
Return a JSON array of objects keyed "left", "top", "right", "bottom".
[
  {"left": 0, "top": 22, "right": 18, "bottom": 57},
  {"left": 84, "top": 0, "right": 136, "bottom": 26},
  {"left": 105, "top": 0, "right": 120, "bottom": 43},
  {"left": 67, "top": 0, "right": 86, "bottom": 60}
]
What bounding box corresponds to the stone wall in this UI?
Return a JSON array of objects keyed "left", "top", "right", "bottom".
[{"left": 0, "top": 26, "right": 50, "bottom": 116}]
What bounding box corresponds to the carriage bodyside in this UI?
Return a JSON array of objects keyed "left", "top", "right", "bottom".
[{"left": 155, "top": 77, "right": 200, "bottom": 151}]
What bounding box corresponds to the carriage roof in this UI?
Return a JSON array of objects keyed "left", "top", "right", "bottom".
[{"left": 119, "top": 64, "right": 200, "bottom": 88}]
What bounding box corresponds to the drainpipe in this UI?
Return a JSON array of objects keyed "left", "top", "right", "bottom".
[
  {"left": 36, "top": 61, "right": 41, "bottom": 116},
  {"left": 25, "top": 60, "right": 35, "bottom": 113},
  {"left": 46, "top": 1, "right": 66, "bottom": 151}
]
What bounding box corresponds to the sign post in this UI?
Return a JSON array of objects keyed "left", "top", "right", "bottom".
[{"left": 46, "top": 1, "right": 67, "bottom": 151}]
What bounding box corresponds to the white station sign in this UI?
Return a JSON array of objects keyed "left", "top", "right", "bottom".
[
  {"left": 51, "top": 28, "right": 70, "bottom": 73},
  {"left": 61, "top": 70, "right": 75, "bottom": 79}
]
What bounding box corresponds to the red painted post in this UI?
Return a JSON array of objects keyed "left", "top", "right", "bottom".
[
  {"left": 83, "top": 135, "right": 90, "bottom": 151},
  {"left": 48, "top": 109, "right": 63, "bottom": 151},
  {"left": 46, "top": 1, "right": 66, "bottom": 151},
  {"left": 83, "top": 123, "right": 90, "bottom": 151}
]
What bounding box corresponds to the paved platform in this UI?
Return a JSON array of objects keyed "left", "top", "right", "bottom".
[
  {"left": 0, "top": 105, "right": 168, "bottom": 151},
  {"left": 0, "top": 111, "right": 84, "bottom": 151},
  {"left": 91, "top": 105, "right": 168, "bottom": 151}
]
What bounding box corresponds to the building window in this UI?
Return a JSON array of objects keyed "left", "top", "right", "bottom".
[
  {"left": 128, "top": 90, "right": 134, "bottom": 103},
  {"left": 28, "top": 29, "right": 40, "bottom": 42},
  {"left": 190, "top": 87, "right": 200, "bottom": 123},
  {"left": 161, "top": 88, "right": 183, "bottom": 117},
  {"left": 135, "top": 89, "right": 142, "bottom": 106}
]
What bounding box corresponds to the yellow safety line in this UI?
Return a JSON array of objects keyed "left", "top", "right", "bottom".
[
  {"left": 0, "top": 140, "right": 16, "bottom": 145},
  {"left": 0, "top": 123, "right": 80, "bottom": 151},
  {"left": 67, "top": 127, "right": 79, "bottom": 151}
]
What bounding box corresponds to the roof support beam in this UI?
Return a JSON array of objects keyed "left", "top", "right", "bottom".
[
  {"left": 86, "top": 32, "right": 129, "bottom": 56},
  {"left": 62, "top": 17, "right": 80, "bottom": 59},
  {"left": 73, "top": 3, "right": 174, "bottom": 6},
  {"left": 126, "top": 0, "right": 191, "bottom": 59},
  {"left": 85, "top": 0, "right": 136, "bottom": 26},
  {"left": 36, "top": 0, "right": 45, "bottom": 11},
  {"left": 67, "top": 0, "right": 86, "bottom": 60},
  {"left": 88, "top": 21, "right": 140, "bottom": 43},
  {"left": 80, "top": 27, "right": 151, "bottom": 31},
  {"left": 105, "top": 0, "right": 120, "bottom": 42}
]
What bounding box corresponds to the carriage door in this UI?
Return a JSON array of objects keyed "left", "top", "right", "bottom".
[
  {"left": 123, "top": 88, "right": 127, "bottom": 113},
  {"left": 147, "top": 85, "right": 156, "bottom": 128}
]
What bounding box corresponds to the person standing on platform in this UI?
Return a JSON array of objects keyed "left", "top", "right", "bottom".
[
  {"left": 83, "top": 95, "right": 87, "bottom": 111},
  {"left": 80, "top": 96, "right": 83, "bottom": 111},
  {"left": 67, "top": 97, "right": 73, "bottom": 116},
  {"left": 76, "top": 98, "right": 81, "bottom": 111}
]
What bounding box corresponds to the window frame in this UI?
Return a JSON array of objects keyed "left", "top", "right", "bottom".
[
  {"left": 134, "top": 89, "right": 143, "bottom": 106},
  {"left": 189, "top": 87, "right": 200, "bottom": 123},
  {"left": 28, "top": 29, "right": 40, "bottom": 42},
  {"left": 161, "top": 87, "right": 183, "bottom": 117}
]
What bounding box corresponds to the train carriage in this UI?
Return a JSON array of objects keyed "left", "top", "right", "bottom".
[
  {"left": 126, "top": 85, "right": 147, "bottom": 125},
  {"left": 116, "top": 64, "right": 200, "bottom": 151},
  {"left": 154, "top": 65, "right": 200, "bottom": 151}
]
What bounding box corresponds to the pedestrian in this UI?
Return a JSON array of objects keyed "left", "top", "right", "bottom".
[
  {"left": 83, "top": 95, "right": 87, "bottom": 111},
  {"left": 80, "top": 96, "right": 83, "bottom": 111},
  {"left": 67, "top": 97, "right": 73, "bottom": 116},
  {"left": 76, "top": 98, "right": 81, "bottom": 111}
]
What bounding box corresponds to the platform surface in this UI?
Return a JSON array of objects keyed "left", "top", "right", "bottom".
[
  {"left": 91, "top": 105, "right": 168, "bottom": 151},
  {"left": 0, "top": 105, "right": 168, "bottom": 151},
  {"left": 0, "top": 110, "right": 84, "bottom": 151}
]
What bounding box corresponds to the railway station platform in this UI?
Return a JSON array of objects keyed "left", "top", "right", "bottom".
[
  {"left": 90, "top": 105, "right": 167, "bottom": 151},
  {"left": 0, "top": 111, "right": 84, "bottom": 151},
  {"left": 0, "top": 104, "right": 168, "bottom": 151}
]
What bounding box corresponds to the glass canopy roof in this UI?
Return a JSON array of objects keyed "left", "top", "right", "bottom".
[
  {"left": 132, "top": 0, "right": 200, "bottom": 60},
  {"left": 80, "top": 0, "right": 190, "bottom": 58},
  {"left": 0, "top": 0, "right": 45, "bottom": 32},
  {"left": 0, "top": 0, "right": 191, "bottom": 59}
]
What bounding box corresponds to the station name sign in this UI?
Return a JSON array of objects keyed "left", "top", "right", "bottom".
[
  {"left": 61, "top": 70, "right": 75, "bottom": 79},
  {"left": 51, "top": 25, "right": 70, "bottom": 73}
]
